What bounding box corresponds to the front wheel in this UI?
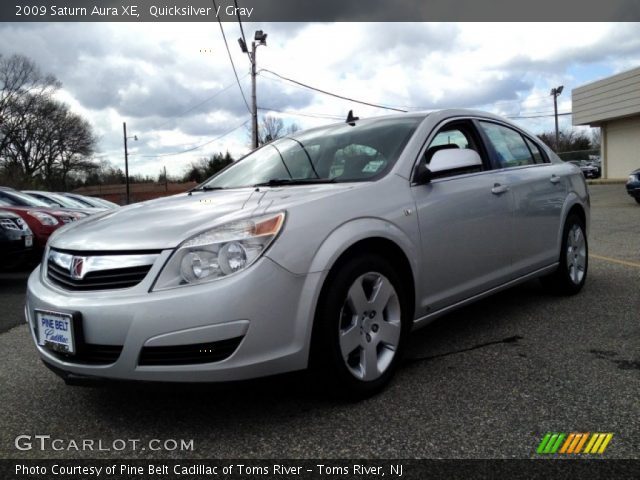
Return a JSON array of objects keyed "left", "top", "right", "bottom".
[
  {"left": 310, "top": 254, "right": 411, "bottom": 398},
  {"left": 541, "top": 214, "right": 588, "bottom": 295}
]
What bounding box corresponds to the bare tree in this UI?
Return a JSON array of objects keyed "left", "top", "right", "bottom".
[
  {"left": 0, "top": 54, "right": 60, "bottom": 155},
  {"left": 54, "top": 107, "right": 97, "bottom": 189},
  {"left": 0, "top": 54, "right": 96, "bottom": 189},
  {"left": 254, "top": 115, "right": 300, "bottom": 146}
]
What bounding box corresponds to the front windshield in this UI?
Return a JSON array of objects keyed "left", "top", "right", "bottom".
[
  {"left": 48, "top": 193, "right": 86, "bottom": 208},
  {"left": 202, "top": 116, "right": 421, "bottom": 189},
  {"left": 0, "top": 190, "right": 50, "bottom": 207}
]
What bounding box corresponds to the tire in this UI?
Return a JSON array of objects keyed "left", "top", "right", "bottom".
[
  {"left": 635, "top": 197, "right": 640, "bottom": 205},
  {"left": 541, "top": 214, "right": 588, "bottom": 295},
  {"left": 310, "top": 254, "right": 411, "bottom": 398}
]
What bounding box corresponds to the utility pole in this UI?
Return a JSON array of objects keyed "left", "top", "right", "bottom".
[
  {"left": 123, "top": 122, "right": 130, "bottom": 205},
  {"left": 163, "top": 165, "right": 168, "bottom": 192},
  {"left": 550, "top": 85, "right": 564, "bottom": 151},
  {"left": 122, "top": 122, "right": 137, "bottom": 205},
  {"left": 250, "top": 41, "right": 258, "bottom": 150},
  {"left": 239, "top": 30, "right": 267, "bottom": 150}
]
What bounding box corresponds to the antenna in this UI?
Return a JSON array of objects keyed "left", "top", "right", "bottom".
[{"left": 346, "top": 110, "right": 359, "bottom": 126}]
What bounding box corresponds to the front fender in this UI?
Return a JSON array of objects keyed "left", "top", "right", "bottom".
[
  {"left": 306, "top": 217, "right": 420, "bottom": 277},
  {"left": 289, "top": 217, "right": 421, "bottom": 366}
]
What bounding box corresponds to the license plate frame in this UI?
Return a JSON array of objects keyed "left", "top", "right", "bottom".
[{"left": 35, "top": 309, "right": 76, "bottom": 355}]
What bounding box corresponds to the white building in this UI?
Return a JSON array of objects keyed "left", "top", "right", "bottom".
[{"left": 572, "top": 66, "right": 640, "bottom": 179}]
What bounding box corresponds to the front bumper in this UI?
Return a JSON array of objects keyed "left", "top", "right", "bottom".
[
  {"left": 26, "top": 256, "right": 322, "bottom": 382},
  {"left": 0, "top": 234, "right": 32, "bottom": 256},
  {"left": 626, "top": 182, "right": 640, "bottom": 198}
]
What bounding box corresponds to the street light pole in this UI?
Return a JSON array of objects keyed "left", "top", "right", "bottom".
[
  {"left": 122, "top": 122, "right": 138, "bottom": 205},
  {"left": 250, "top": 41, "right": 258, "bottom": 150},
  {"left": 123, "top": 122, "right": 130, "bottom": 205},
  {"left": 550, "top": 85, "right": 564, "bottom": 151}
]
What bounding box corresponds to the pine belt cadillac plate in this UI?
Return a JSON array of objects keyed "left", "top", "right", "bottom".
[{"left": 35, "top": 309, "right": 75, "bottom": 354}]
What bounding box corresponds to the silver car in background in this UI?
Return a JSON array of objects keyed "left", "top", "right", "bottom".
[{"left": 26, "top": 109, "right": 589, "bottom": 396}]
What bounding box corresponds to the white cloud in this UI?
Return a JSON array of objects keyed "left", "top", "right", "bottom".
[{"left": 1, "top": 22, "right": 639, "bottom": 177}]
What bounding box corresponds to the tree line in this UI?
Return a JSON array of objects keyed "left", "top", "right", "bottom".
[
  {"left": 0, "top": 54, "right": 97, "bottom": 190},
  {"left": 537, "top": 129, "right": 600, "bottom": 160}
]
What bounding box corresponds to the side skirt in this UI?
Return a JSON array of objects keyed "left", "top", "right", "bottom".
[{"left": 411, "top": 263, "right": 558, "bottom": 330}]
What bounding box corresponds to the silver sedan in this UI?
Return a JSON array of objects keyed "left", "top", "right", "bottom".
[{"left": 26, "top": 109, "right": 589, "bottom": 396}]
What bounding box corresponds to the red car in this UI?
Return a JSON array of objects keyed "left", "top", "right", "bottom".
[{"left": 0, "top": 188, "right": 85, "bottom": 250}]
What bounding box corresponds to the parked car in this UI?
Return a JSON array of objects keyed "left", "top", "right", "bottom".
[
  {"left": 22, "top": 190, "right": 104, "bottom": 215},
  {"left": 568, "top": 160, "right": 600, "bottom": 179},
  {"left": 587, "top": 158, "right": 602, "bottom": 177},
  {"left": 627, "top": 168, "right": 640, "bottom": 204},
  {"left": 0, "top": 209, "right": 33, "bottom": 269},
  {"left": 60, "top": 192, "right": 119, "bottom": 209},
  {"left": 0, "top": 188, "right": 85, "bottom": 250},
  {"left": 26, "top": 110, "right": 589, "bottom": 396}
]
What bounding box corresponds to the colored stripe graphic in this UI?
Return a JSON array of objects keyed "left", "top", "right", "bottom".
[
  {"left": 537, "top": 433, "right": 565, "bottom": 454},
  {"left": 584, "top": 433, "right": 614, "bottom": 454},
  {"left": 573, "top": 433, "right": 589, "bottom": 453},
  {"left": 538, "top": 433, "right": 613, "bottom": 454}
]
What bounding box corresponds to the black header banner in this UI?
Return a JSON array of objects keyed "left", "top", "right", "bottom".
[
  {"left": 1, "top": 459, "right": 639, "bottom": 480},
  {"left": 3, "top": 0, "right": 640, "bottom": 22}
]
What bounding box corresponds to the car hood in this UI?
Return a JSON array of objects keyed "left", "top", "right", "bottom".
[
  {"left": 0, "top": 205, "right": 76, "bottom": 219},
  {"left": 0, "top": 209, "right": 20, "bottom": 220},
  {"left": 49, "top": 184, "right": 361, "bottom": 251}
]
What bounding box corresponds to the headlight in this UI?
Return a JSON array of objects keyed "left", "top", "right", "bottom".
[
  {"left": 27, "top": 211, "right": 59, "bottom": 226},
  {"left": 152, "top": 212, "right": 285, "bottom": 290},
  {"left": 629, "top": 175, "right": 638, "bottom": 183}
]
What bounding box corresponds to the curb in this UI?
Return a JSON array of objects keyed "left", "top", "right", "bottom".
[{"left": 586, "top": 179, "right": 626, "bottom": 185}]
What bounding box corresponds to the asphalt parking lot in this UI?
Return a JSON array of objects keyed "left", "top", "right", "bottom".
[{"left": 0, "top": 184, "right": 638, "bottom": 460}]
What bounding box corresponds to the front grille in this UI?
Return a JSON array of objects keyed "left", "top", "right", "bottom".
[
  {"left": 139, "top": 337, "right": 243, "bottom": 366},
  {"left": 47, "top": 344, "right": 123, "bottom": 365},
  {"left": 47, "top": 261, "right": 152, "bottom": 291},
  {"left": 0, "top": 218, "right": 20, "bottom": 230},
  {"left": 45, "top": 249, "right": 159, "bottom": 291}
]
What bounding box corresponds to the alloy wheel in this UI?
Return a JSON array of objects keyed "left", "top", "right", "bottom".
[
  {"left": 338, "top": 272, "right": 401, "bottom": 381},
  {"left": 566, "top": 224, "right": 586, "bottom": 285}
]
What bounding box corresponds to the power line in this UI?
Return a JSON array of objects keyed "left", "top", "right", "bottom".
[
  {"left": 259, "top": 69, "right": 408, "bottom": 113},
  {"left": 138, "top": 120, "right": 248, "bottom": 158},
  {"left": 260, "top": 70, "right": 569, "bottom": 116},
  {"left": 153, "top": 75, "right": 249, "bottom": 131},
  {"left": 257, "top": 106, "right": 343, "bottom": 120},
  {"left": 211, "top": 0, "right": 251, "bottom": 114},
  {"left": 234, "top": 0, "right": 249, "bottom": 59}
]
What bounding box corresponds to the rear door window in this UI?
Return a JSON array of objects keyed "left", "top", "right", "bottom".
[
  {"left": 524, "top": 137, "right": 548, "bottom": 164},
  {"left": 478, "top": 121, "right": 536, "bottom": 168}
]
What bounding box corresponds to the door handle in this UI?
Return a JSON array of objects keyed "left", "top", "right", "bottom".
[
  {"left": 491, "top": 183, "right": 509, "bottom": 195},
  {"left": 550, "top": 175, "right": 561, "bottom": 184}
]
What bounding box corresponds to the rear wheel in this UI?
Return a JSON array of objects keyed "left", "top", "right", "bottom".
[
  {"left": 311, "top": 254, "right": 410, "bottom": 398},
  {"left": 541, "top": 214, "right": 588, "bottom": 295}
]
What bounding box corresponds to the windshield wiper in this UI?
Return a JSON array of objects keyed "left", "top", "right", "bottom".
[
  {"left": 188, "top": 186, "right": 225, "bottom": 195},
  {"left": 253, "top": 178, "right": 337, "bottom": 187}
]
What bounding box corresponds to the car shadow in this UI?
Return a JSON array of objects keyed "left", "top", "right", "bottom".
[{"left": 77, "top": 279, "right": 553, "bottom": 427}]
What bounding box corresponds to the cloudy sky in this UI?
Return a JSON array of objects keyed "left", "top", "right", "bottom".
[{"left": 1, "top": 22, "right": 639, "bottom": 177}]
